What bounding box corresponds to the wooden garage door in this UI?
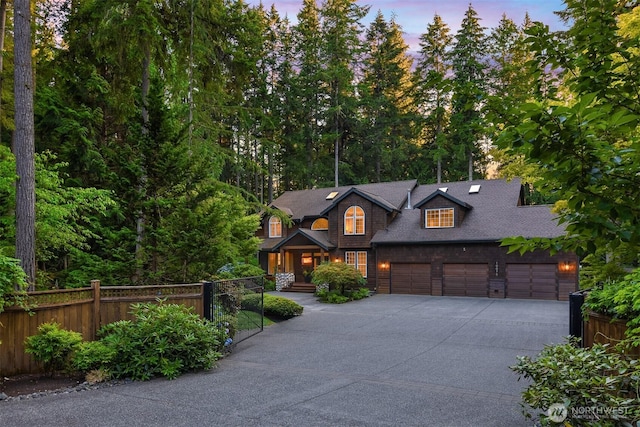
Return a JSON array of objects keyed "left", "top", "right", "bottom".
[
  {"left": 506, "top": 264, "right": 558, "bottom": 300},
  {"left": 391, "top": 263, "right": 431, "bottom": 295},
  {"left": 443, "top": 264, "right": 489, "bottom": 297}
]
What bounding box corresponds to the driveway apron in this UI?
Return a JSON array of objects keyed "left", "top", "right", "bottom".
[{"left": 0, "top": 294, "right": 568, "bottom": 426}]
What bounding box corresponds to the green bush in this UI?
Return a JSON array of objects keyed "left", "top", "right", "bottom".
[
  {"left": 24, "top": 322, "right": 83, "bottom": 374},
  {"left": 95, "top": 302, "right": 225, "bottom": 380},
  {"left": 72, "top": 340, "right": 117, "bottom": 373},
  {"left": 316, "top": 287, "right": 369, "bottom": 304},
  {"left": 584, "top": 268, "right": 640, "bottom": 348},
  {"left": 311, "top": 262, "right": 366, "bottom": 294},
  {"left": 263, "top": 294, "right": 303, "bottom": 318},
  {"left": 0, "top": 255, "right": 29, "bottom": 314},
  {"left": 511, "top": 338, "right": 640, "bottom": 426},
  {"left": 215, "top": 262, "right": 265, "bottom": 280},
  {"left": 242, "top": 293, "right": 303, "bottom": 319}
]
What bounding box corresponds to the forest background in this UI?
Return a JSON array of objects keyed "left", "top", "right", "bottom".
[{"left": 0, "top": 0, "right": 639, "bottom": 291}]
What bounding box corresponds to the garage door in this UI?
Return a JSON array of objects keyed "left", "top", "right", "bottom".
[
  {"left": 390, "top": 263, "right": 431, "bottom": 295},
  {"left": 443, "top": 263, "right": 489, "bottom": 297},
  {"left": 506, "top": 264, "right": 558, "bottom": 300}
]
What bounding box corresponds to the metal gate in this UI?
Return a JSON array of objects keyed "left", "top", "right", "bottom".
[{"left": 203, "top": 277, "right": 264, "bottom": 346}]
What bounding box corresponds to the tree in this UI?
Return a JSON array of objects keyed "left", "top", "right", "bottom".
[
  {"left": 359, "top": 12, "right": 416, "bottom": 182},
  {"left": 448, "top": 4, "right": 487, "bottom": 181},
  {"left": 414, "top": 14, "right": 453, "bottom": 183},
  {"left": 499, "top": 0, "right": 640, "bottom": 257},
  {"left": 13, "top": 0, "right": 36, "bottom": 288},
  {"left": 319, "top": 0, "right": 369, "bottom": 187}
]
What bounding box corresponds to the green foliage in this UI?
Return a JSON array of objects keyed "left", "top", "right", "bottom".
[
  {"left": 511, "top": 338, "right": 640, "bottom": 426},
  {"left": 316, "top": 287, "right": 370, "bottom": 304},
  {"left": 215, "top": 262, "right": 265, "bottom": 280},
  {"left": 498, "top": 0, "right": 640, "bottom": 257},
  {"left": 243, "top": 293, "right": 303, "bottom": 319},
  {"left": 72, "top": 340, "right": 117, "bottom": 374},
  {"left": 311, "top": 262, "right": 366, "bottom": 294},
  {"left": 24, "top": 322, "right": 83, "bottom": 374},
  {"left": 0, "top": 254, "right": 29, "bottom": 314},
  {"left": 95, "top": 302, "right": 224, "bottom": 380},
  {"left": 583, "top": 268, "right": 640, "bottom": 348}
]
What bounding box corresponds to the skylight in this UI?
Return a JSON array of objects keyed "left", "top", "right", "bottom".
[
  {"left": 469, "top": 184, "right": 481, "bottom": 194},
  {"left": 326, "top": 191, "right": 339, "bottom": 200},
  {"left": 439, "top": 187, "right": 448, "bottom": 193}
]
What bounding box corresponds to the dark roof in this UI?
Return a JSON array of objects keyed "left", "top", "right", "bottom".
[
  {"left": 371, "top": 178, "right": 566, "bottom": 244},
  {"left": 269, "top": 180, "right": 418, "bottom": 221},
  {"left": 265, "top": 228, "right": 335, "bottom": 251},
  {"left": 414, "top": 189, "right": 473, "bottom": 210}
]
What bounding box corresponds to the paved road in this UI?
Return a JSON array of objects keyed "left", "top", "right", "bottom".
[{"left": 0, "top": 294, "right": 568, "bottom": 426}]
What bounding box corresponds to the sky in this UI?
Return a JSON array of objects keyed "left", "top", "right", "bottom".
[{"left": 247, "top": 0, "right": 568, "bottom": 53}]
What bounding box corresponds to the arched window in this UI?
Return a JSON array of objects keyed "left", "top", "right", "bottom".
[
  {"left": 311, "top": 218, "right": 329, "bottom": 230},
  {"left": 344, "top": 206, "right": 365, "bottom": 235},
  {"left": 268, "top": 216, "right": 282, "bottom": 238}
]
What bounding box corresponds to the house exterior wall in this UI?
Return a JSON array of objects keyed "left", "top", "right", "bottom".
[{"left": 374, "top": 242, "right": 578, "bottom": 299}]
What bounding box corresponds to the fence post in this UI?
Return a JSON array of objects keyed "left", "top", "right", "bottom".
[
  {"left": 202, "top": 281, "right": 213, "bottom": 321},
  {"left": 569, "top": 290, "right": 586, "bottom": 347},
  {"left": 91, "top": 279, "right": 101, "bottom": 339}
]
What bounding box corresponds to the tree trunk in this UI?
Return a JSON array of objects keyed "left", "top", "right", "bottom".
[
  {"left": 0, "top": 0, "right": 7, "bottom": 146},
  {"left": 13, "top": 0, "right": 36, "bottom": 289}
]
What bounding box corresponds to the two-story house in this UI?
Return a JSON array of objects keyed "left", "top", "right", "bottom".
[{"left": 257, "top": 178, "right": 578, "bottom": 301}]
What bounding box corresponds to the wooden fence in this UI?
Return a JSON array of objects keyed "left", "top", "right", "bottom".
[
  {"left": 0, "top": 281, "right": 204, "bottom": 377},
  {"left": 583, "top": 311, "right": 640, "bottom": 356}
]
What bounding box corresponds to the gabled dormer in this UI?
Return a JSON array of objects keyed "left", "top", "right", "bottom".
[{"left": 414, "top": 189, "right": 473, "bottom": 229}]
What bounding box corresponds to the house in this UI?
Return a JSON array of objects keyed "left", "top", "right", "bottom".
[{"left": 257, "top": 178, "right": 579, "bottom": 301}]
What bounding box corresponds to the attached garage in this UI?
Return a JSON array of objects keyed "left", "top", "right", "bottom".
[
  {"left": 506, "top": 264, "right": 558, "bottom": 300},
  {"left": 443, "top": 263, "right": 489, "bottom": 297},
  {"left": 390, "top": 263, "right": 431, "bottom": 295}
]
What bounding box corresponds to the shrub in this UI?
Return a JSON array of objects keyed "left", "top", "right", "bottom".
[
  {"left": 215, "top": 262, "right": 265, "bottom": 280},
  {"left": 316, "top": 287, "right": 370, "bottom": 304},
  {"left": 263, "top": 294, "right": 303, "bottom": 318},
  {"left": 24, "top": 322, "right": 83, "bottom": 374},
  {"left": 311, "top": 262, "right": 366, "bottom": 294},
  {"left": 0, "top": 255, "right": 29, "bottom": 314},
  {"left": 95, "top": 302, "right": 224, "bottom": 380},
  {"left": 242, "top": 293, "right": 302, "bottom": 318},
  {"left": 511, "top": 338, "right": 640, "bottom": 426},
  {"left": 72, "top": 340, "right": 117, "bottom": 373}
]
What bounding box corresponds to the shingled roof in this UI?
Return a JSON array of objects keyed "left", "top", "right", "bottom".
[
  {"left": 371, "top": 178, "right": 565, "bottom": 244},
  {"left": 269, "top": 179, "right": 418, "bottom": 222}
]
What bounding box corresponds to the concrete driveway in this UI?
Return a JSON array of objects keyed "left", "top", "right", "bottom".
[{"left": 0, "top": 294, "right": 568, "bottom": 426}]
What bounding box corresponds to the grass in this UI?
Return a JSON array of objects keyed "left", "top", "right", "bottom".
[{"left": 237, "top": 310, "right": 274, "bottom": 330}]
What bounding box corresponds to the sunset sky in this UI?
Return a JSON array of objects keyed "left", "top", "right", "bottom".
[{"left": 247, "top": 0, "right": 568, "bottom": 53}]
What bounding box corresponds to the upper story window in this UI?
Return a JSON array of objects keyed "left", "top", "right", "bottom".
[
  {"left": 311, "top": 218, "right": 329, "bottom": 230},
  {"left": 268, "top": 216, "right": 282, "bottom": 237},
  {"left": 344, "top": 206, "right": 365, "bottom": 235},
  {"left": 425, "top": 208, "right": 454, "bottom": 228}
]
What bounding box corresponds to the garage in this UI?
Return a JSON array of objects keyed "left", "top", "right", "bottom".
[
  {"left": 506, "top": 264, "right": 558, "bottom": 300},
  {"left": 390, "top": 263, "right": 431, "bottom": 294},
  {"left": 443, "top": 263, "right": 489, "bottom": 297}
]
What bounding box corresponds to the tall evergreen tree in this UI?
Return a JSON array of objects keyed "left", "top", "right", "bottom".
[
  {"left": 414, "top": 14, "right": 453, "bottom": 183},
  {"left": 360, "top": 12, "right": 416, "bottom": 182},
  {"left": 319, "top": 0, "right": 369, "bottom": 187},
  {"left": 448, "top": 4, "right": 487, "bottom": 181}
]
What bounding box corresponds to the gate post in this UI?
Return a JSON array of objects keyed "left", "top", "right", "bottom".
[
  {"left": 202, "top": 281, "right": 213, "bottom": 321},
  {"left": 569, "top": 290, "right": 586, "bottom": 347}
]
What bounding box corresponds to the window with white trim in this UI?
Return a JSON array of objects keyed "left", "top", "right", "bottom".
[
  {"left": 268, "top": 216, "right": 282, "bottom": 237},
  {"left": 344, "top": 206, "right": 365, "bottom": 235},
  {"left": 425, "top": 208, "right": 454, "bottom": 228},
  {"left": 345, "top": 251, "right": 367, "bottom": 278}
]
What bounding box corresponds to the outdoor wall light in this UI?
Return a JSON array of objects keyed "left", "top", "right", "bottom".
[
  {"left": 379, "top": 262, "right": 389, "bottom": 271},
  {"left": 559, "top": 261, "right": 575, "bottom": 273}
]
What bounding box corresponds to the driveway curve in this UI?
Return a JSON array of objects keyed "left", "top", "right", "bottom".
[{"left": 0, "top": 294, "right": 568, "bottom": 426}]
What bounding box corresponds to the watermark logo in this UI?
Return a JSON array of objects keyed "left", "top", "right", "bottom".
[{"left": 547, "top": 403, "right": 568, "bottom": 423}]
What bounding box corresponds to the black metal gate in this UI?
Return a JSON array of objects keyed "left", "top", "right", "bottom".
[{"left": 203, "top": 277, "right": 264, "bottom": 346}]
